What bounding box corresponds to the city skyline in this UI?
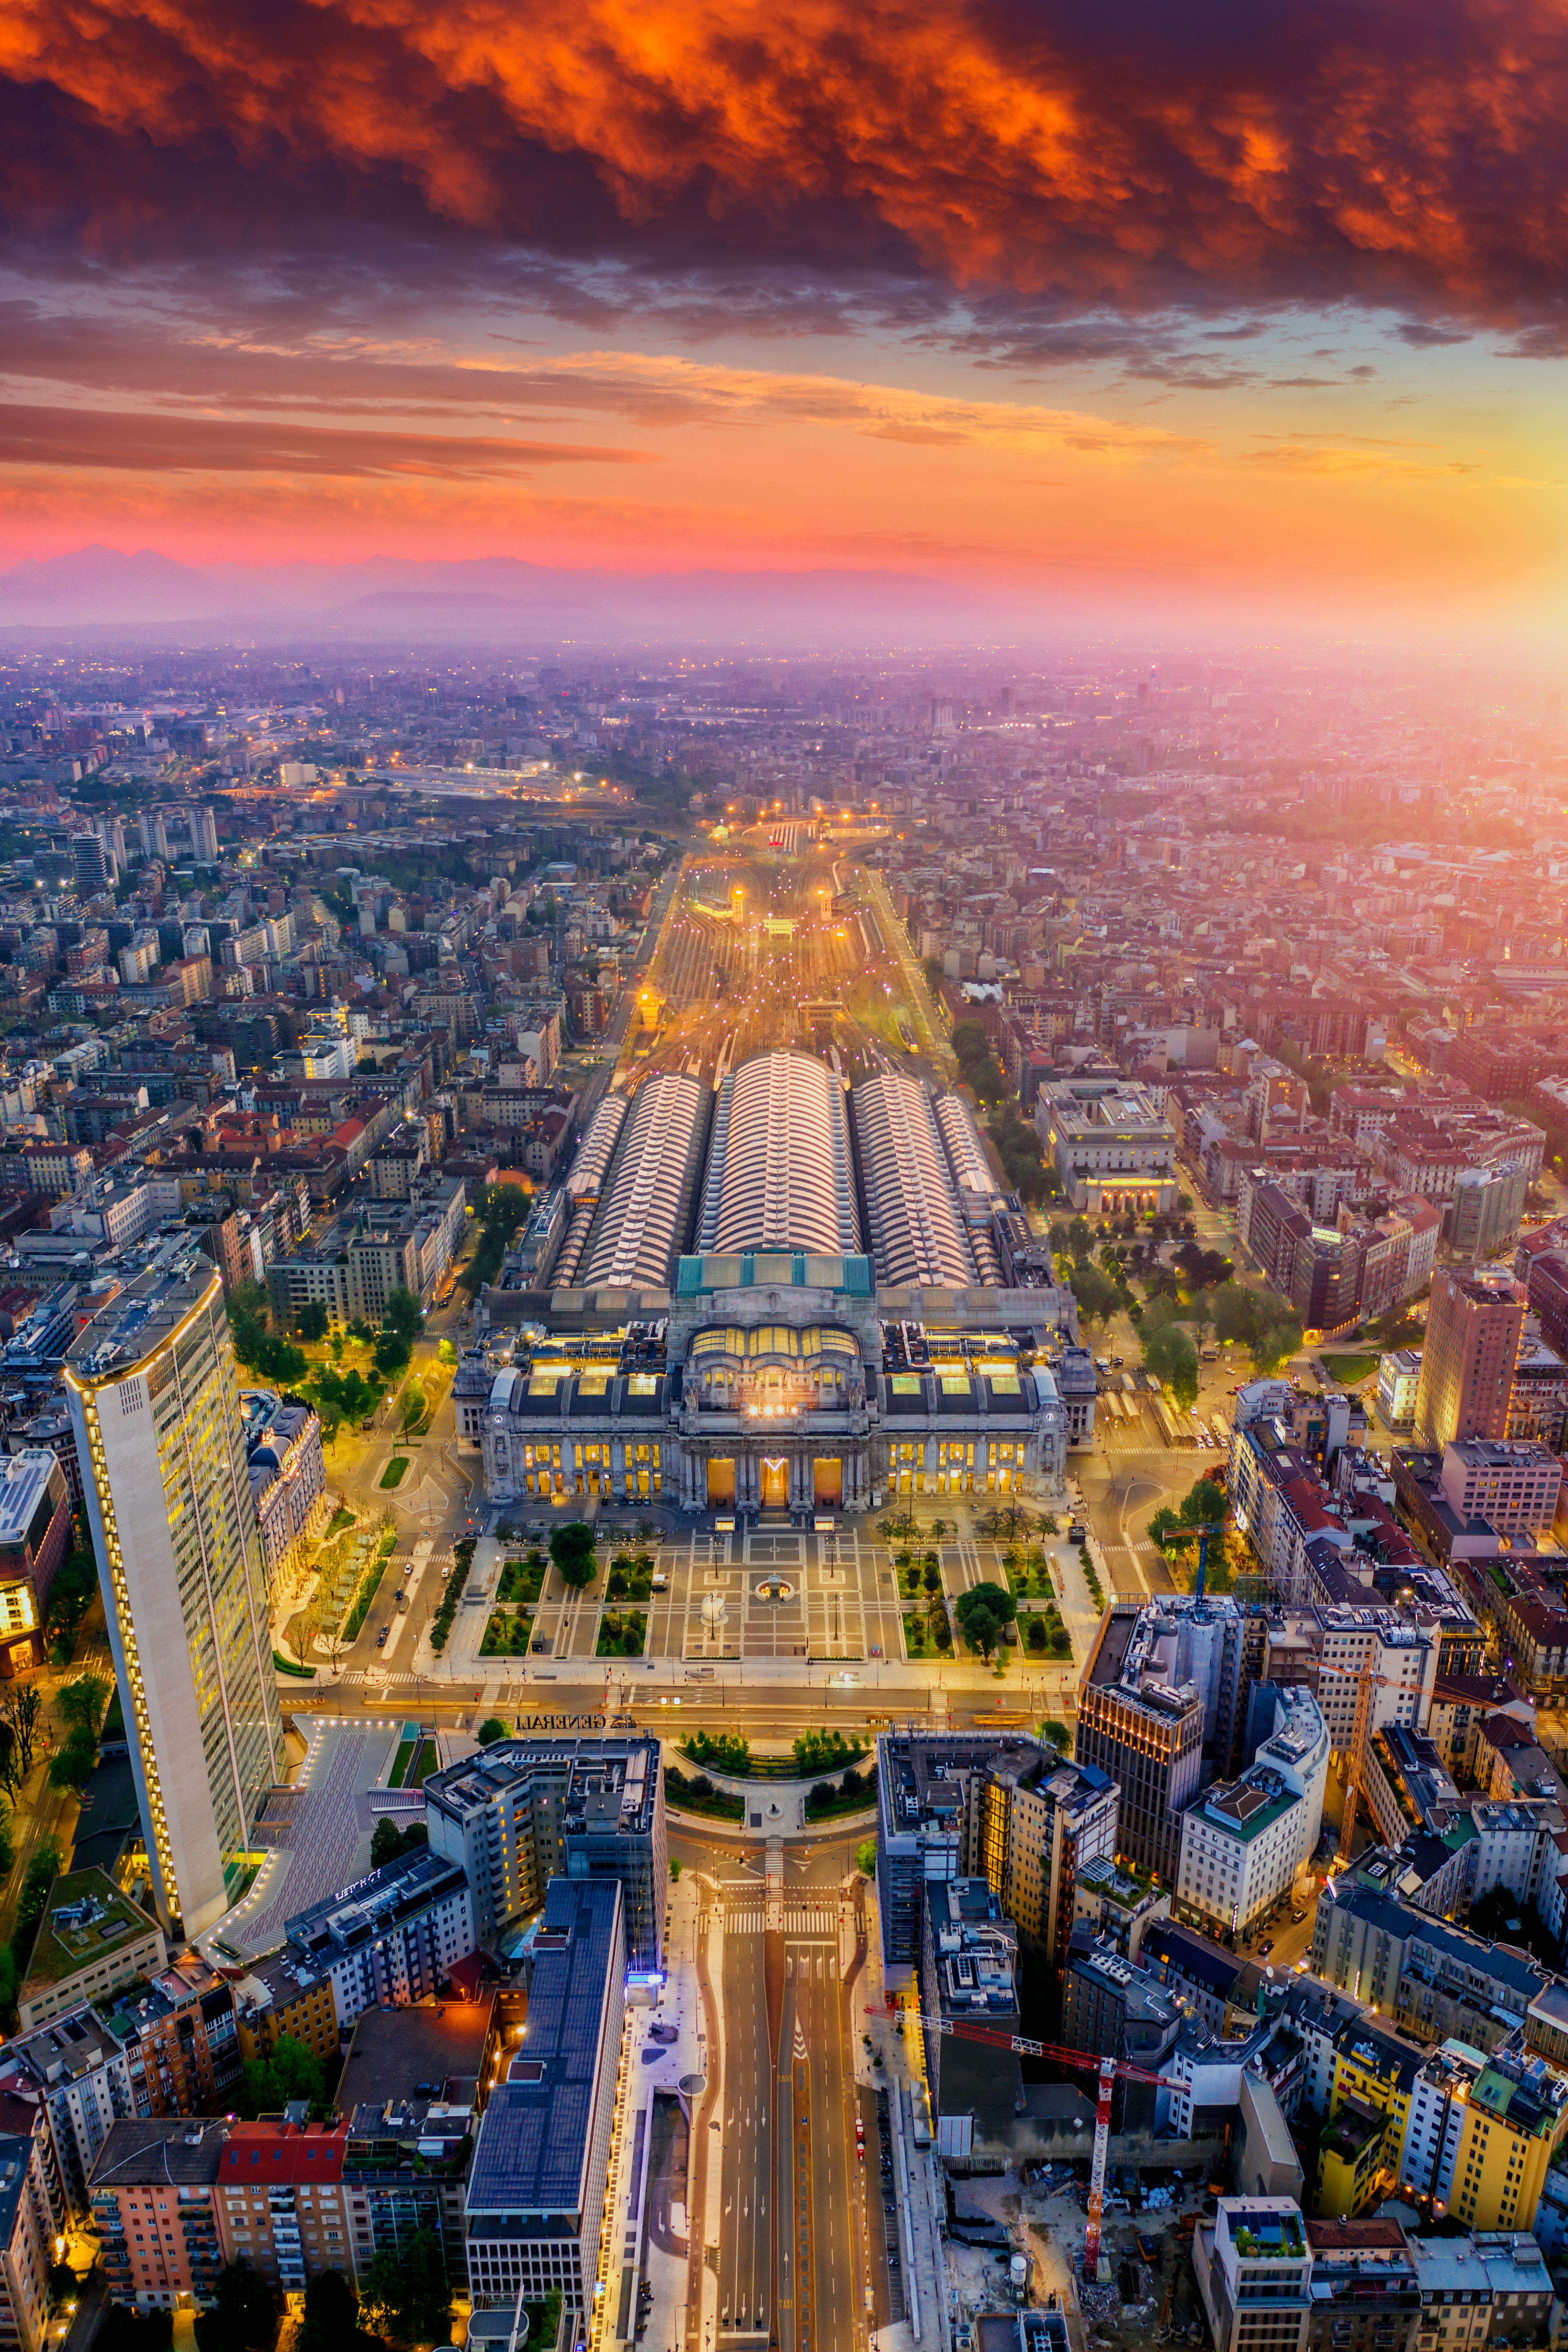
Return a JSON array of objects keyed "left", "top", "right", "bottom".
[{"left": 2, "top": 5, "right": 1568, "bottom": 630}]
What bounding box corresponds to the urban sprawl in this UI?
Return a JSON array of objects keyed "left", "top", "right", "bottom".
[{"left": 0, "top": 647, "right": 1562, "bottom": 2352}]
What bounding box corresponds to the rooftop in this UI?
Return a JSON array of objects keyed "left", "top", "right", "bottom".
[
  {"left": 336, "top": 1996, "right": 493, "bottom": 2116},
  {"left": 21, "top": 1867, "right": 160, "bottom": 1995},
  {"left": 466, "top": 1881, "right": 623, "bottom": 2220},
  {"left": 66, "top": 1255, "right": 216, "bottom": 1382},
  {"left": 89, "top": 2118, "right": 228, "bottom": 2188}
]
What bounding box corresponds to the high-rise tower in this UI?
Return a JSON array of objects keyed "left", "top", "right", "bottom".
[
  {"left": 65, "top": 1259, "right": 283, "bottom": 1936},
  {"left": 1413, "top": 1267, "right": 1524, "bottom": 1451}
]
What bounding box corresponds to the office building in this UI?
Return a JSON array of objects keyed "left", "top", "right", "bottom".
[
  {"left": 918, "top": 1879, "right": 1020, "bottom": 2151},
  {"left": 1062, "top": 1926, "right": 1183, "bottom": 2084},
  {"left": 65, "top": 1258, "right": 285, "bottom": 1937},
  {"left": 283, "top": 1846, "right": 474, "bottom": 2027},
  {"left": 1077, "top": 1601, "right": 1234, "bottom": 1877},
  {"left": 425, "top": 1736, "right": 665, "bottom": 1970},
  {"left": 980, "top": 1751, "right": 1118, "bottom": 1966},
  {"left": 465, "top": 1879, "right": 625, "bottom": 2314},
  {"left": 89, "top": 2120, "right": 227, "bottom": 2311},
  {"left": 72, "top": 834, "right": 111, "bottom": 899},
  {"left": 189, "top": 807, "right": 218, "bottom": 865},
  {"left": 1414, "top": 1272, "right": 1524, "bottom": 1453},
  {"left": 874, "top": 1730, "right": 1060, "bottom": 1983},
  {"left": 0, "top": 1452, "right": 71, "bottom": 1677}
]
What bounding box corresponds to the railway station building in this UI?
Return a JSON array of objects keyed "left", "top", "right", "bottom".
[{"left": 479, "top": 1048, "right": 1079, "bottom": 1517}]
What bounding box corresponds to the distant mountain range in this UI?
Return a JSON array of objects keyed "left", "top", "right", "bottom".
[{"left": 0, "top": 547, "right": 1030, "bottom": 644}]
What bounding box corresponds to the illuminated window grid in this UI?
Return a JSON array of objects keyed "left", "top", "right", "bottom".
[{"left": 73, "top": 1385, "right": 179, "bottom": 1916}]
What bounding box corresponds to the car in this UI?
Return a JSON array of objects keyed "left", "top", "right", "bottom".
[
  {"left": 1112, "top": 1355, "right": 1125, "bottom": 1367},
  {"left": 1257, "top": 1938, "right": 1273, "bottom": 1957},
  {"left": 376, "top": 1627, "right": 388, "bottom": 1647}
]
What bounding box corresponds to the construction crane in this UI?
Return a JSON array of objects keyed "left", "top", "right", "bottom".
[{"left": 869, "top": 2002, "right": 1183, "bottom": 2280}]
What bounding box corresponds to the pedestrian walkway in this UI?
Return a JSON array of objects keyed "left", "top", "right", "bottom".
[{"left": 724, "top": 1902, "right": 838, "bottom": 1935}]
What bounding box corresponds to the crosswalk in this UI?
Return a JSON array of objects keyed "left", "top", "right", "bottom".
[{"left": 725, "top": 1904, "right": 841, "bottom": 1935}]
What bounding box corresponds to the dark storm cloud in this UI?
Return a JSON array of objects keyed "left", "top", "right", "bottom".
[{"left": 4, "top": 0, "right": 1568, "bottom": 340}]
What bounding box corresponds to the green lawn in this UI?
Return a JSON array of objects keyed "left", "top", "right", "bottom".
[
  {"left": 324, "top": 1506, "right": 357, "bottom": 1539},
  {"left": 379, "top": 1457, "right": 410, "bottom": 1490},
  {"left": 389, "top": 1738, "right": 416, "bottom": 1787},
  {"left": 1321, "top": 1352, "right": 1379, "bottom": 1387}
]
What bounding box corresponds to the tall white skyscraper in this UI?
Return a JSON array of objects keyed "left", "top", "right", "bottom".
[
  {"left": 65, "top": 1256, "right": 283, "bottom": 1936},
  {"left": 189, "top": 806, "right": 218, "bottom": 864}
]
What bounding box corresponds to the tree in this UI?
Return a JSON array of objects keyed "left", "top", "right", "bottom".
[
  {"left": 382, "top": 1288, "right": 425, "bottom": 1344},
  {"left": 923, "top": 956, "right": 944, "bottom": 996},
  {"left": 953, "top": 1581, "right": 1017, "bottom": 1657},
  {"left": 361, "top": 2229, "right": 450, "bottom": 2345},
  {"left": 1071, "top": 1263, "right": 1120, "bottom": 1329},
  {"left": 194, "top": 2259, "right": 275, "bottom": 2352},
  {"left": 1213, "top": 1283, "right": 1304, "bottom": 1374},
  {"left": 855, "top": 1838, "right": 878, "bottom": 1876},
  {"left": 47, "top": 1728, "right": 97, "bottom": 1791},
  {"left": 549, "top": 1522, "right": 597, "bottom": 1589},
  {"left": 477, "top": 1717, "right": 508, "bottom": 1746},
  {"left": 0, "top": 1687, "right": 45, "bottom": 1778},
  {"left": 1143, "top": 1322, "right": 1200, "bottom": 1409},
  {"left": 58, "top": 1674, "right": 109, "bottom": 1739},
  {"left": 296, "top": 1302, "right": 331, "bottom": 1343},
  {"left": 296, "top": 2270, "right": 380, "bottom": 2352},
  {"left": 240, "top": 2033, "right": 325, "bottom": 2120},
  {"left": 98, "top": 2310, "right": 174, "bottom": 2352},
  {"left": 370, "top": 1817, "right": 406, "bottom": 1869}
]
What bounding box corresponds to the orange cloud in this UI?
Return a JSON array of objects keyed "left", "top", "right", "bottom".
[{"left": 4, "top": 0, "right": 1568, "bottom": 325}]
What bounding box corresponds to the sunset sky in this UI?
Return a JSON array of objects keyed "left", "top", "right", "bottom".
[{"left": 4, "top": 0, "right": 1568, "bottom": 626}]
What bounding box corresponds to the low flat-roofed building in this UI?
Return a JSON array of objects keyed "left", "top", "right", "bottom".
[
  {"left": 16, "top": 1869, "right": 165, "bottom": 2032},
  {"left": 465, "top": 1880, "right": 626, "bottom": 2316},
  {"left": 336, "top": 1992, "right": 498, "bottom": 2287}
]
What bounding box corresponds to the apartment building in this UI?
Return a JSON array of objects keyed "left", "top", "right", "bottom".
[
  {"left": 283, "top": 1847, "right": 473, "bottom": 2027},
  {"left": 1414, "top": 1273, "right": 1525, "bottom": 1453},
  {"left": 215, "top": 2118, "right": 352, "bottom": 2295},
  {"left": 1174, "top": 1683, "right": 1329, "bottom": 1940},
  {"left": 1438, "top": 1441, "right": 1563, "bottom": 1539},
  {"left": 1398, "top": 2039, "right": 1568, "bottom": 2234},
  {"left": 89, "top": 2120, "right": 227, "bottom": 2311},
  {"left": 0, "top": 2128, "right": 53, "bottom": 2352},
  {"left": 16, "top": 1871, "right": 165, "bottom": 2034},
  {"left": 1312, "top": 1881, "right": 1548, "bottom": 2054}
]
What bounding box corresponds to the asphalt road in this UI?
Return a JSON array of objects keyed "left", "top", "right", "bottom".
[{"left": 670, "top": 1827, "right": 872, "bottom": 2352}]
